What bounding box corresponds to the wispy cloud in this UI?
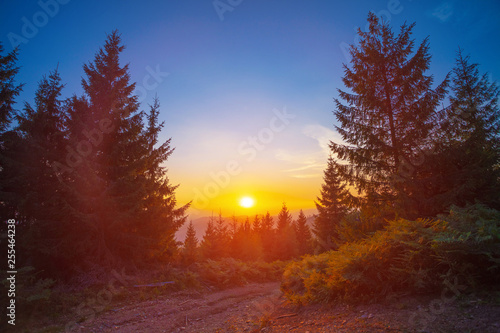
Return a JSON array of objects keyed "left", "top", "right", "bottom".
[
  {"left": 290, "top": 174, "right": 323, "bottom": 179},
  {"left": 431, "top": 2, "right": 454, "bottom": 23},
  {"left": 275, "top": 149, "right": 318, "bottom": 165},
  {"left": 282, "top": 163, "right": 325, "bottom": 173},
  {"left": 275, "top": 149, "right": 324, "bottom": 178},
  {"left": 302, "top": 124, "right": 344, "bottom": 156},
  {"left": 275, "top": 124, "right": 344, "bottom": 179}
]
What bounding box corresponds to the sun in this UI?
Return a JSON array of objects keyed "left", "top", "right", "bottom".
[{"left": 239, "top": 196, "right": 255, "bottom": 208}]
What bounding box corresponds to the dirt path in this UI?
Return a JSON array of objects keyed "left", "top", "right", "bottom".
[
  {"left": 61, "top": 282, "right": 500, "bottom": 333},
  {"left": 70, "top": 282, "right": 282, "bottom": 332}
]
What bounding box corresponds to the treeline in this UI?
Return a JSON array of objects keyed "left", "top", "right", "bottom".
[
  {"left": 0, "top": 31, "right": 188, "bottom": 278},
  {"left": 180, "top": 204, "right": 314, "bottom": 265},
  {"left": 282, "top": 13, "right": 500, "bottom": 304}
]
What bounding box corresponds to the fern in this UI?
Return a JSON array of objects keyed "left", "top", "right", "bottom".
[{"left": 281, "top": 204, "right": 500, "bottom": 304}]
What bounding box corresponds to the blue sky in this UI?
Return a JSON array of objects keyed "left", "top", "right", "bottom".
[{"left": 1, "top": 0, "right": 499, "bottom": 217}]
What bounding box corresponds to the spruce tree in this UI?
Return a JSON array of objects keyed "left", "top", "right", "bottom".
[
  {"left": 260, "top": 211, "right": 275, "bottom": 261},
  {"left": 0, "top": 44, "right": 23, "bottom": 220},
  {"left": 200, "top": 216, "right": 218, "bottom": 260},
  {"left": 331, "top": 13, "right": 448, "bottom": 217},
  {"left": 64, "top": 31, "right": 187, "bottom": 269},
  {"left": 201, "top": 212, "right": 231, "bottom": 260},
  {"left": 62, "top": 31, "right": 143, "bottom": 268},
  {"left": 243, "top": 216, "right": 251, "bottom": 233},
  {"left": 141, "top": 95, "right": 189, "bottom": 260},
  {"left": 4, "top": 70, "right": 73, "bottom": 274},
  {"left": 295, "top": 210, "right": 312, "bottom": 255},
  {"left": 314, "top": 156, "right": 350, "bottom": 251},
  {"left": 429, "top": 50, "right": 500, "bottom": 211},
  {"left": 261, "top": 211, "right": 274, "bottom": 232},
  {"left": 230, "top": 216, "right": 262, "bottom": 261},
  {"left": 252, "top": 214, "right": 261, "bottom": 234},
  {"left": 229, "top": 214, "right": 239, "bottom": 237},
  {"left": 229, "top": 220, "right": 246, "bottom": 260},
  {"left": 0, "top": 44, "right": 23, "bottom": 133},
  {"left": 251, "top": 214, "right": 264, "bottom": 259},
  {"left": 182, "top": 221, "right": 199, "bottom": 265},
  {"left": 448, "top": 50, "right": 499, "bottom": 144},
  {"left": 275, "top": 203, "right": 297, "bottom": 260},
  {"left": 276, "top": 203, "right": 292, "bottom": 231},
  {"left": 214, "top": 212, "right": 230, "bottom": 258}
]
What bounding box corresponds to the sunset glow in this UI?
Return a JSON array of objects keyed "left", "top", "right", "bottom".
[{"left": 3, "top": 0, "right": 499, "bottom": 223}]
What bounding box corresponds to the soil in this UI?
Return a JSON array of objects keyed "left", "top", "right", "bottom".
[{"left": 42, "top": 282, "right": 500, "bottom": 332}]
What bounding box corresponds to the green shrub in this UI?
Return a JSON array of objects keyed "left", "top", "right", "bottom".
[
  {"left": 1, "top": 266, "right": 56, "bottom": 306},
  {"left": 0, "top": 266, "right": 58, "bottom": 331},
  {"left": 435, "top": 203, "right": 500, "bottom": 286},
  {"left": 282, "top": 204, "right": 500, "bottom": 304},
  {"left": 337, "top": 204, "right": 393, "bottom": 245},
  {"left": 194, "top": 258, "right": 286, "bottom": 289}
]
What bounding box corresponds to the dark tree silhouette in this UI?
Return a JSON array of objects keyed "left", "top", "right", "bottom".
[
  {"left": 295, "top": 210, "right": 312, "bottom": 256},
  {"left": 252, "top": 214, "right": 261, "bottom": 234},
  {"left": 141, "top": 95, "right": 189, "bottom": 260},
  {"left": 260, "top": 211, "right": 276, "bottom": 261},
  {"left": 0, "top": 44, "right": 23, "bottom": 133},
  {"left": 200, "top": 216, "right": 218, "bottom": 260},
  {"left": 331, "top": 13, "right": 448, "bottom": 218},
  {"left": 275, "top": 203, "right": 297, "bottom": 260},
  {"left": 6, "top": 70, "right": 72, "bottom": 274},
  {"left": 213, "top": 212, "right": 231, "bottom": 258},
  {"left": 0, "top": 44, "right": 23, "bottom": 220},
  {"left": 62, "top": 31, "right": 187, "bottom": 270},
  {"left": 314, "top": 156, "right": 351, "bottom": 251},
  {"left": 181, "top": 221, "right": 199, "bottom": 265},
  {"left": 426, "top": 50, "right": 500, "bottom": 212}
]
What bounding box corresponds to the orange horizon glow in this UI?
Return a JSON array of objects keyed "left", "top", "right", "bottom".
[{"left": 173, "top": 183, "right": 319, "bottom": 219}]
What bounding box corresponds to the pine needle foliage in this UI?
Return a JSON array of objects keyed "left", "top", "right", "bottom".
[
  {"left": 426, "top": 50, "right": 500, "bottom": 213},
  {"left": 314, "top": 156, "right": 351, "bottom": 251},
  {"left": 331, "top": 13, "right": 448, "bottom": 217}
]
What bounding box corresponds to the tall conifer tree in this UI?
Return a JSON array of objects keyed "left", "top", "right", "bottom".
[
  {"left": 182, "top": 221, "right": 199, "bottom": 265},
  {"left": 314, "top": 156, "right": 350, "bottom": 251},
  {"left": 260, "top": 211, "right": 275, "bottom": 261},
  {"left": 275, "top": 203, "right": 297, "bottom": 260},
  {"left": 0, "top": 45, "right": 22, "bottom": 133},
  {"left": 214, "top": 212, "right": 230, "bottom": 258},
  {"left": 427, "top": 50, "right": 500, "bottom": 211},
  {"left": 141, "top": 95, "right": 189, "bottom": 260},
  {"left": 64, "top": 31, "right": 187, "bottom": 268},
  {"left": 0, "top": 44, "right": 23, "bottom": 219},
  {"left": 295, "top": 210, "right": 312, "bottom": 255},
  {"left": 201, "top": 216, "right": 218, "bottom": 260},
  {"left": 8, "top": 70, "right": 73, "bottom": 273},
  {"left": 331, "top": 13, "right": 448, "bottom": 217}
]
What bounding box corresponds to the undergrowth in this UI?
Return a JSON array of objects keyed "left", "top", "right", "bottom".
[{"left": 281, "top": 203, "right": 500, "bottom": 304}]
